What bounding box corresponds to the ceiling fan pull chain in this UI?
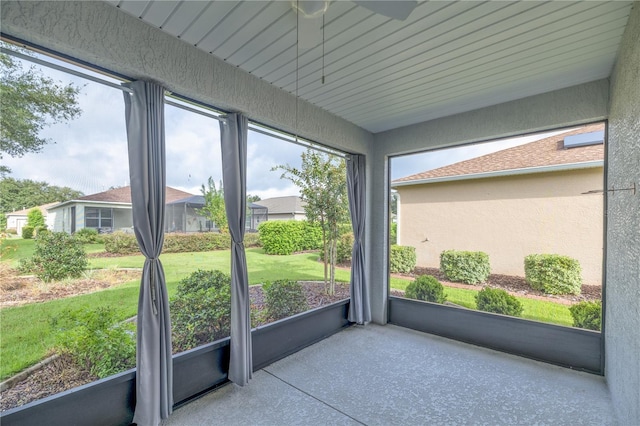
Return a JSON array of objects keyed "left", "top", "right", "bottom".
[{"left": 322, "top": 14, "right": 325, "bottom": 85}]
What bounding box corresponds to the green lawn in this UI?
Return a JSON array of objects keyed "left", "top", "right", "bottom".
[
  {"left": 1, "top": 237, "right": 37, "bottom": 265},
  {"left": 391, "top": 277, "right": 573, "bottom": 326},
  {"left": 1, "top": 241, "right": 574, "bottom": 379},
  {"left": 1, "top": 247, "right": 349, "bottom": 379}
]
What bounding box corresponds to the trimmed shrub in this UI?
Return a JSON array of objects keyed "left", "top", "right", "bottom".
[
  {"left": 263, "top": 279, "right": 309, "bottom": 321},
  {"left": 390, "top": 245, "right": 416, "bottom": 273},
  {"left": 258, "top": 220, "right": 322, "bottom": 255},
  {"left": 440, "top": 250, "right": 490, "bottom": 285},
  {"left": 170, "top": 270, "right": 231, "bottom": 352},
  {"left": 475, "top": 287, "right": 523, "bottom": 316},
  {"left": 34, "top": 225, "right": 48, "bottom": 236},
  {"left": 163, "top": 232, "right": 231, "bottom": 253},
  {"left": 104, "top": 231, "right": 262, "bottom": 255},
  {"left": 27, "top": 208, "right": 45, "bottom": 229},
  {"left": 19, "top": 231, "right": 87, "bottom": 281},
  {"left": 244, "top": 232, "right": 261, "bottom": 248},
  {"left": 52, "top": 307, "right": 135, "bottom": 379},
  {"left": 390, "top": 222, "right": 397, "bottom": 245},
  {"left": 319, "top": 232, "right": 354, "bottom": 264},
  {"left": 74, "top": 227, "right": 103, "bottom": 244},
  {"left": 405, "top": 275, "right": 446, "bottom": 303},
  {"left": 21, "top": 225, "right": 34, "bottom": 239},
  {"left": 337, "top": 232, "right": 354, "bottom": 263},
  {"left": 524, "top": 254, "right": 582, "bottom": 295},
  {"left": 0, "top": 213, "right": 6, "bottom": 231},
  {"left": 103, "top": 231, "right": 139, "bottom": 255},
  {"left": 569, "top": 301, "right": 601, "bottom": 331}
]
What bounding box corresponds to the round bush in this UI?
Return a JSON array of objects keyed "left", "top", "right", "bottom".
[
  {"left": 74, "top": 227, "right": 102, "bottom": 244},
  {"left": 170, "top": 270, "right": 231, "bottom": 352},
  {"left": 475, "top": 287, "right": 523, "bottom": 317},
  {"left": 524, "top": 254, "right": 582, "bottom": 295},
  {"left": 569, "top": 301, "right": 601, "bottom": 331},
  {"left": 405, "top": 275, "right": 446, "bottom": 303},
  {"left": 20, "top": 231, "right": 88, "bottom": 282},
  {"left": 440, "top": 250, "right": 490, "bottom": 285},
  {"left": 319, "top": 232, "right": 354, "bottom": 264},
  {"left": 21, "top": 225, "right": 34, "bottom": 239},
  {"left": 390, "top": 245, "right": 416, "bottom": 273},
  {"left": 263, "top": 279, "right": 309, "bottom": 321}
]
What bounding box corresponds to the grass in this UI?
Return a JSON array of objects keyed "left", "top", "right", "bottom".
[
  {"left": 391, "top": 277, "right": 573, "bottom": 326},
  {"left": 0, "top": 246, "right": 349, "bottom": 379},
  {"left": 1, "top": 240, "right": 575, "bottom": 379},
  {"left": 1, "top": 283, "right": 140, "bottom": 379},
  {"left": 1, "top": 237, "right": 36, "bottom": 266}
]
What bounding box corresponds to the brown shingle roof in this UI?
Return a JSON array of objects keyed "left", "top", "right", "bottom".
[
  {"left": 6, "top": 202, "right": 59, "bottom": 217},
  {"left": 393, "top": 124, "right": 604, "bottom": 184},
  {"left": 78, "top": 186, "right": 194, "bottom": 204}
]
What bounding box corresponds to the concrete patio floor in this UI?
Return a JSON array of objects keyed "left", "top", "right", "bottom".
[{"left": 162, "top": 324, "right": 616, "bottom": 425}]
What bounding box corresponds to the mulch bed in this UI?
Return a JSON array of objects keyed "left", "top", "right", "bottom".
[
  {"left": 0, "top": 354, "right": 97, "bottom": 412},
  {"left": 0, "top": 269, "right": 141, "bottom": 308}
]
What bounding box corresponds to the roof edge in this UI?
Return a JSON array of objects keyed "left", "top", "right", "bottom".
[
  {"left": 391, "top": 160, "right": 603, "bottom": 187},
  {"left": 47, "top": 200, "right": 133, "bottom": 210}
]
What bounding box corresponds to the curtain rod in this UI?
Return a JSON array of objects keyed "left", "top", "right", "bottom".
[
  {"left": 1, "top": 47, "right": 134, "bottom": 93},
  {"left": 248, "top": 124, "right": 348, "bottom": 159},
  {"left": 2, "top": 46, "right": 350, "bottom": 160}
]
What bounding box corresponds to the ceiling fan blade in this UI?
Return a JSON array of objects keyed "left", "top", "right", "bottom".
[
  {"left": 353, "top": 1, "right": 417, "bottom": 21},
  {"left": 297, "top": 13, "right": 323, "bottom": 49}
]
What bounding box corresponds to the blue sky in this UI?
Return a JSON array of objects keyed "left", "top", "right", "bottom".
[{"left": 3, "top": 47, "right": 563, "bottom": 199}]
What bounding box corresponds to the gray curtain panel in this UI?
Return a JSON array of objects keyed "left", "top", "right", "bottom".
[
  {"left": 346, "top": 154, "right": 371, "bottom": 324},
  {"left": 220, "top": 113, "right": 252, "bottom": 386},
  {"left": 123, "top": 80, "right": 173, "bottom": 425}
]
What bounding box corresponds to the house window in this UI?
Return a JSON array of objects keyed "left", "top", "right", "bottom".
[{"left": 85, "top": 207, "right": 113, "bottom": 229}]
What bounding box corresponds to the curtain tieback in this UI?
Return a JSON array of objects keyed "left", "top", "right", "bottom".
[{"left": 149, "top": 262, "right": 158, "bottom": 315}]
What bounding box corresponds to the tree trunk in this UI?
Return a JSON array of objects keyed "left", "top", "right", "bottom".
[
  {"left": 329, "top": 235, "right": 337, "bottom": 296},
  {"left": 322, "top": 227, "right": 329, "bottom": 293}
]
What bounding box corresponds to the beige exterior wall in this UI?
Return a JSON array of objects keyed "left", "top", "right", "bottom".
[{"left": 396, "top": 168, "right": 603, "bottom": 285}]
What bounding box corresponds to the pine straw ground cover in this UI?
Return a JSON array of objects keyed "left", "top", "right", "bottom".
[{"left": 1, "top": 281, "right": 348, "bottom": 411}]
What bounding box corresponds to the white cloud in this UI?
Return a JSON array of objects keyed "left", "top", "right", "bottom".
[{"left": 4, "top": 54, "right": 308, "bottom": 198}]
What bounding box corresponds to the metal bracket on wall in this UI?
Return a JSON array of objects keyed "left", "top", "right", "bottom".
[{"left": 582, "top": 182, "right": 636, "bottom": 196}]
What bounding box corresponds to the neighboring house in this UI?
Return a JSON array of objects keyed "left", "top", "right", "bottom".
[
  {"left": 5, "top": 202, "right": 58, "bottom": 235},
  {"left": 250, "top": 196, "right": 307, "bottom": 225},
  {"left": 392, "top": 124, "right": 605, "bottom": 285},
  {"left": 165, "top": 195, "right": 213, "bottom": 233},
  {"left": 48, "top": 186, "right": 196, "bottom": 234}
]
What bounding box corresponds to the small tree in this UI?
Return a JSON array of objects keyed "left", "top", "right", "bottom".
[
  {"left": 1, "top": 43, "right": 81, "bottom": 174},
  {"left": 199, "top": 177, "right": 227, "bottom": 233},
  {"left": 27, "top": 207, "right": 45, "bottom": 229},
  {"left": 273, "top": 149, "right": 349, "bottom": 295}
]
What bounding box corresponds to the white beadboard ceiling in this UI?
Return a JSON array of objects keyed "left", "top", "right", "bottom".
[{"left": 105, "top": 1, "right": 633, "bottom": 133}]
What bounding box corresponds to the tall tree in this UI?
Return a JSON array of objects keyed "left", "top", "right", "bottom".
[
  {"left": 200, "top": 177, "right": 227, "bottom": 233},
  {"left": 274, "top": 149, "right": 349, "bottom": 295},
  {"left": 0, "top": 177, "right": 83, "bottom": 214},
  {"left": 0, "top": 42, "right": 82, "bottom": 174}
]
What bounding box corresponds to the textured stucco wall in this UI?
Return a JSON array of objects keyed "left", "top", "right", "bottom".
[
  {"left": 374, "top": 80, "right": 609, "bottom": 157},
  {"left": 0, "top": 1, "right": 372, "bottom": 155},
  {"left": 396, "top": 169, "right": 604, "bottom": 285},
  {"left": 605, "top": 2, "right": 640, "bottom": 424}
]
